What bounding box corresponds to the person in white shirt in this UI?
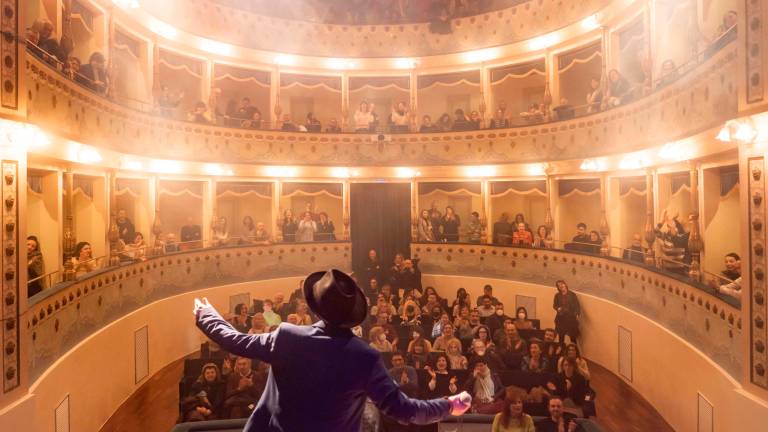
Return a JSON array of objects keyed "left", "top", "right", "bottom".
[
  {"left": 296, "top": 212, "right": 317, "bottom": 242},
  {"left": 390, "top": 101, "right": 410, "bottom": 133},
  {"left": 354, "top": 101, "right": 375, "bottom": 132}
]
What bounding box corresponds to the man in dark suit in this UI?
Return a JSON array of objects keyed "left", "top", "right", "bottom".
[{"left": 194, "top": 269, "right": 471, "bottom": 431}]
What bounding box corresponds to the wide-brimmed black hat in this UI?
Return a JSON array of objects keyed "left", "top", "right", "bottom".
[{"left": 303, "top": 269, "right": 367, "bottom": 328}]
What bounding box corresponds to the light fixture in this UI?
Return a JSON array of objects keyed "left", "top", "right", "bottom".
[
  {"left": 579, "top": 159, "right": 598, "bottom": 171},
  {"left": 464, "top": 166, "right": 496, "bottom": 178},
  {"left": 527, "top": 163, "right": 547, "bottom": 176},
  {"left": 330, "top": 167, "right": 360, "bottom": 178},
  {"left": 264, "top": 166, "right": 298, "bottom": 178},
  {"left": 394, "top": 58, "right": 416, "bottom": 69},
  {"left": 618, "top": 155, "right": 646, "bottom": 170},
  {"left": 111, "top": 0, "right": 139, "bottom": 9},
  {"left": 326, "top": 58, "right": 355, "bottom": 70},
  {"left": 717, "top": 118, "right": 758, "bottom": 143},
  {"left": 121, "top": 159, "right": 144, "bottom": 171},
  {"left": 150, "top": 159, "right": 183, "bottom": 174},
  {"left": 463, "top": 48, "right": 498, "bottom": 64},
  {"left": 273, "top": 54, "right": 297, "bottom": 66},
  {"left": 149, "top": 19, "right": 177, "bottom": 40},
  {"left": 204, "top": 164, "right": 233, "bottom": 176},
  {"left": 394, "top": 167, "right": 420, "bottom": 178},
  {"left": 77, "top": 147, "right": 102, "bottom": 164},
  {"left": 581, "top": 15, "right": 600, "bottom": 31},
  {"left": 199, "top": 39, "right": 233, "bottom": 56},
  {"left": 734, "top": 122, "right": 758, "bottom": 142},
  {"left": 12, "top": 123, "right": 50, "bottom": 149},
  {"left": 528, "top": 34, "right": 558, "bottom": 51},
  {"left": 658, "top": 143, "right": 689, "bottom": 161},
  {"left": 716, "top": 125, "right": 732, "bottom": 142}
]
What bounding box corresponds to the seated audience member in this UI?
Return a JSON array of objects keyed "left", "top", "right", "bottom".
[
  {"left": 285, "top": 313, "right": 300, "bottom": 325},
  {"left": 182, "top": 364, "right": 224, "bottom": 421},
  {"left": 514, "top": 307, "right": 534, "bottom": 330},
  {"left": 296, "top": 212, "right": 317, "bottom": 242},
  {"left": 325, "top": 118, "right": 342, "bottom": 133},
  {"left": 467, "top": 211, "right": 483, "bottom": 243},
  {"left": 520, "top": 103, "right": 544, "bottom": 124},
  {"left": 716, "top": 10, "right": 738, "bottom": 37},
  {"left": 354, "top": 101, "right": 375, "bottom": 132},
  {"left": 720, "top": 252, "right": 742, "bottom": 281},
  {"left": 463, "top": 359, "right": 505, "bottom": 414},
  {"left": 535, "top": 396, "right": 584, "bottom": 432},
  {"left": 425, "top": 354, "right": 459, "bottom": 398},
  {"left": 433, "top": 322, "right": 461, "bottom": 351},
  {"left": 281, "top": 113, "right": 299, "bottom": 132},
  {"left": 493, "top": 213, "right": 512, "bottom": 245},
  {"left": 124, "top": 232, "right": 147, "bottom": 261},
  {"left": 489, "top": 109, "right": 510, "bottom": 129},
  {"left": 116, "top": 209, "right": 136, "bottom": 244},
  {"left": 557, "top": 343, "right": 590, "bottom": 380},
  {"left": 388, "top": 351, "right": 418, "bottom": 395},
  {"left": 229, "top": 303, "right": 251, "bottom": 333},
  {"left": 436, "top": 113, "right": 453, "bottom": 131},
  {"left": 586, "top": 77, "right": 603, "bottom": 114},
  {"left": 407, "top": 338, "right": 431, "bottom": 369},
  {"left": 654, "top": 211, "right": 691, "bottom": 273},
  {"left": 487, "top": 303, "right": 511, "bottom": 338},
  {"left": 570, "top": 222, "right": 590, "bottom": 251},
  {"left": 72, "top": 241, "right": 98, "bottom": 277},
  {"left": 478, "top": 295, "right": 497, "bottom": 319},
  {"left": 27, "top": 236, "right": 45, "bottom": 297},
  {"left": 533, "top": 225, "right": 551, "bottom": 248},
  {"left": 305, "top": 112, "right": 322, "bottom": 132},
  {"left": 656, "top": 59, "right": 679, "bottom": 89},
  {"left": 622, "top": 233, "right": 645, "bottom": 262},
  {"left": 253, "top": 222, "right": 271, "bottom": 244},
  {"left": 496, "top": 321, "right": 527, "bottom": 369},
  {"left": 261, "top": 299, "right": 282, "bottom": 327},
  {"left": 420, "top": 115, "right": 438, "bottom": 132},
  {"left": 431, "top": 312, "right": 452, "bottom": 339},
  {"left": 247, "top": 313, "right": 268, "bottom": 335},
  {"left": 390, "top": 101, "right": 410, "bottom": 132},
  {"left": 456, "top": 307, "right": 478, "bottom": 340},
  {"left": 512, "top": 222, "right": 534, "bottom": 247},
  {"left": 369, "top": 326, "right": 394, "bottom": 352},
  {"left": 63, "top": 56, "right": 81, "bottom": 80},
  {"left": 181, "top": 217, "right": 202, "bottom": 244},
  {"left": 711, "top": 252, "right": 742, "bottom": 299},
  {"left": 294, "top": 301, "right": 314, "bottom": 325},
  {"left": 468, "top": 339, "right": 504, "bottom": 372},
  {"left": 521, "top": 340, "right": 549, "bottom": 373},
  {"left": 399, "top": 297, "right": 422, "bottom": 326},
  {"left": 211, "top": 217, "right": 230, "bottom": 246},
  {"left": 77, "top": 52, "right": 109, "bottom": 95},
  {"left": 446, "top": 339, "right": 469, "bottom": 370},
  {"left": 469, "top": 110, "right": 483, "bottom": 129},
  {"left": 492, "top": 389, "right": 535, "bottom": 432},
  {"left": 452, "top": 109, "right": 472, "bottom": 131},
  {"left": 552, "top": 98, "right": 575, "bottom": 120},
  {"left": 542, "top": 328, "right": 563, "bottom": 366},
  {"left": 370, "top": 294, "right": 396, "bottom": 317},
  {"left": 234, "top": 97, "right": 258, "bottom": 125},
  {"left": 373, "top": 310, "right": 400, "bottom": 346},
  {"left": 450, "top": 287, "right": 472, "bottom": 317},
  {"left": 477, "top": 284, "right": 500, "bottom": 306},
  {"left": 164, "top": 233, "right": 180, "bottom": 253},
  {"left": 547, "top": 358, "right": 589, "bottom": 406},
  {"left": 188, "top": 101, "right": 212, "bottom": 124},
  {"left": 586, "top": 230, "right": 602, "bottom": 254},
  {"left": 553, "top": 280, "right": 581, "bottom": 343},
  {"left": 224, "top": 357, "right": 264, "bottom": 418},
  {"left": 604, "top": 69, "right": 634, "bottom": 108},
  {"left": 239, "top": 216, "right": 256, "bottom": 243}
]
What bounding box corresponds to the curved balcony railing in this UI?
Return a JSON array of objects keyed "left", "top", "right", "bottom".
[
  {"left": 411, "top": 242, "right": 743, "bottom": 378},
  {"left": 25, "top": 36, "right": 737, "bottom": 166}
]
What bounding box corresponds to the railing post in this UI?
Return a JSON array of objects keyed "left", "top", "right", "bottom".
[
  {"left": 107, "top": 170, "right": 120, "bottom": 265},
  {"left": 599, "top": 174, "right": 611, "bottom": 256},
  {"left": 410, "top": 179, "right": 418, "bottom": 242},
  {"left": 481, "top": 179, "right": 490, "bottom": 244},
  {"left": 342, "top": 180, "right": 351, "bottom": 241},
  {"left": 644, "top": 169, "right": 656, "bottom": 266},
  {"left": 688, "top": 162, "right": 704, "bottom": 281},
  {"left": 273, "top": 180, "right": 283, "bottom": 242},
  {"left": 151, "top": 176, "right": 163, "bottom": 255},
  {"left": 62, "top": 171, "right": 76, "bottom": 281}
]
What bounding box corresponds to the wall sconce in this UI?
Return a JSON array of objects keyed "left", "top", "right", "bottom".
[{"left": 717, "top": 118, "right": 758, "bottom": 143}]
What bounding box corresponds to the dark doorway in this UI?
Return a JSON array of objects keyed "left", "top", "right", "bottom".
[{"left": 350, "top": 183, "right": 412, "bottom": 275}]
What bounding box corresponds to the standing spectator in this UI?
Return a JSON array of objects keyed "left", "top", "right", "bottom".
[
  {"left": 462, "top": 359, "right": 505, "bottom": 414},
  {"left": 429, "top": 208, "right": 443, "bottom": 241},
  {"left": 512, "top": 222, "right": 534, "bottom": 247},
  {"left": 77, "top": 52, "right": 109, "bottom": 95},
  {"left": 354, "top": 101, "right": 375, "bottom": 132},
  {"left": 305, "top": 112, "right": 322, "bottom": 132},
  {"left": 622, "top": 233, "right": 645, "bottom": 262},
  {"left": 535, "top": 396, "right": 583, "bottom": 432},
  {"left": 442, "top": 206, "right": 461, "bottom": 242},
  {"left": 27, "top": 236, "right": 45, "bottom": 297},
  {"left": 553, "top": 280, "right": 580, "bottom": 343},
  {"left": 604, "top": 69, "right": 633, "bottom": 108},
  {"left": 188, "top": 101, "right": 213, "bottom": 124},
  {"left": 223, "top": 357, "right": 263, "bottom": 418},
  {"left": 437, "top": 113, "right": 453, "bottom": 131},
  {"left": 586, "top": 231, "right": 602, "bottom": 254},
  {"left": 211, "top": 216, "right": 230, "bottom": 246},
  {"left": 534, "top": 225, "right": 551, "bottom": 248},
  {"left": 235, "top": 97, "right": 259, "bottom": 126},
  {"left": 116, "top": 209, "right": 136, "bottom": 244},
  {"left": 418, "top": 209, "right": 435, "bottom": 242},
  {"left": 239, "top": 216, "right": 257, "bottom": 243},
  {"left": 586, "top": 77, "right": 603, "bottom": 114},
  {"left": 478, "top": 296, "right": 496, "bottom": 319},
  {"left": 493, "top": 213, "right": 512, "bottom": 245},
  {"left": 468, "top": 211, "right": 483, "bottom": 243},
  {"left": 364, "top": 248, "right": 383, "bottom": 289},
  {"left": 181, "top": 217, "right": 202, "bottom": 244},
  {"left": 316, "top": 212, "right": 336, "bottom": 241},
  {"left": 486, "top": 303, "right": 511, "bottom": 339},
  {"left": 491, "top": 390, "right": 535, "bottom": 432},
  {"left": 452, "top": 109, "right": 472, "bottom": 131},
  {"left": 420, "top": 115, "right": 438, "bottom": 132},
  {"left": 390, "top": 101, "right": 411, "bottom": 133},
  {"left": 156, "top": 85, "right": 184, "bottom": 117},
  {"left": 469, "top": 110, "right": 483, "bottom": 129},
  {"left": 281, "top": 209, "right": 298, "bottom": 242},
  {"left": 654, "top": 211, "right": 691, "bottom": 274},
  {"left": 489, "top": 109, "right": 510, "bottom": 129}
]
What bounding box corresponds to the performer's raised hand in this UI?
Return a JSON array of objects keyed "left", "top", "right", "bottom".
[
  {"left": 193, "top": 297, "right": 211, "bottom": 315},
  {"left": 447, "top": 391, "right": 472, "bottom": 416}
]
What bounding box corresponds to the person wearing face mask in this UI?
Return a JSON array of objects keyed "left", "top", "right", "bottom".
[
  {"left": 468, "top": 339, "right": 504, "bottom": 372},
  {"left": 407, "top": 328, "right": 433, "bottom": 354},
  {"left": 486, "top": 302, "right": 511, "bottom": 338},
  {"left": 431, "top": 312, "right": 451, "bottom": 339},
  {"left": 369, "top": 326, "right": 394, "bottom": 353},
  {"left": 433, "top": 323, "right": 460, "bottom": 351},
  {"left": 513, "top": 307, "right": 533, "bottom": 330},
  {"left": 462, "top": 359, "right": 505, "bottom": 414},
  {"left": 261, "top": 299, "right": 282, "bottom": 327}
]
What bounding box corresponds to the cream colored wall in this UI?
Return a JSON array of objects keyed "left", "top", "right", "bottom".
[
  {"left": 72, "top": 177, "right": 107, "bottom": 259},
  {"left": 26, "top": 173, "right": 60, "bottom": 278},
  {"left": 418, "top": 83, "right": 483, "bottom": 121},
  {"left": 490, "top": 74, "right": 547, "bottom": 117},
  {"left": 698, "top": 0, "right": 738, "bottom": 39},
  {"left": 617, "top": 192, "right": 647, "bottom": 249},
  {"left": 556, "top": 192, "right": 602, "bottom": 242},
  {"left": 418, "top": 190, "right": 482, "bottom": 240},
  {"left": 217, "top": 194, "right": 273, "bottom": 237},
  {"left": 158, "top": 193, "right": 204, "bottom": 239},
  {"left": 113, "top": 48, "right": 149, "bottom": 104},
  {"left": 703, "top": 187, "right": 741, "bottom": 275},
  {"left": 655, "top": 0, "right": 697, "bottom": 70},
  {"left": 215, "top": 80, "right": 271, "bottom": 124},
  {"left": 558, "top": 56, "right": 602, "bottom": 109},
  {"left": 0, "top": 277, "right": 302, "bottom": 432},
  {"left": 425, "top": 275, "right": 768, "bottom": 432},
  {"left": 490, "top": 191, "right": 548, "bottom": 235},
  {"left": 281, "top": 86, "right": 342, "bottom": 127}
]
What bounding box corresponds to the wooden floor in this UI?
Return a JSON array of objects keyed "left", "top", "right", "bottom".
[{"left": 101, "top": 356, "right": 674, "bottom": 432}]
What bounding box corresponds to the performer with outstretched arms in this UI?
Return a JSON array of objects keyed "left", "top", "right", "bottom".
[{"left": 193, "top": 268, "right": 471, "bottom": 431}]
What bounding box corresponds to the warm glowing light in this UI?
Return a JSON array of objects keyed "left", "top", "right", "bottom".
[
  {"left": 12, "top": 123, "right": 50, "bottom": 149},
  {"left": 199, "top": 39, "right": 233, "bottom": 56},
  {"left": 580, "top": 159, "right": 598, "bottom": 171},
  {"left": 111, "top": 0, "right": 139, "bottom": 9},
  {"left": 77, "top": 147, "right": 102, "bottom": 164},
  {"left": 464, "top": 166, "right": 496, "bottom": 178},
  {"left": 273, "top": 54, "right": 297, "bottom": 66},
  {"left": 463, "top": 48, "right": 498, "bottom": 64},
  {"left": 716, "top": 125, "right": 732, "bottom": 142},
  {"left": 150, "top": 159, "right": 183, "bottom": 174},
  {"left": 618, "top": 156, "right": 646, "bottom": 170},
  {"left": 527, "top": 164, "right": 547, "bottom": 176},
  {"left": 528, "top": 34, "right": 558, "bottom": 50},
  {"left": 394, "top": 167, "right": 421, "bottom": 178},
  {"left": 658, "top": 143, "right": 689, "bottom": 161},
  {"left": 204, "top": 164, "right": 233, "bottom": 176},
  {"left": 581, "top": 15, "right": 600, "bottom": 31},
  {"left": 149, "top": 19, "right": 177, "bottom": 40},
  {"left": 264, "top": 166, "right": 298, "bottom": 177},
  {"left": 121, "top": 159, "right": 144, "bottom": 171},
  {"left": 331, "top": 167, "right": 360, "bottom": 178},
  {"left": 326, "top": 58, "right": 355, "bottom": 70},
  {"left": 734, "top": 123, "right": 758, "bottom": 142},
  {"left": 394, "top": 58, "right": 416, "bottom": 69}
]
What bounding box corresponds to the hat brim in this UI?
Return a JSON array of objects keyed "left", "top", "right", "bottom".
[{"left": 303, "top": 270, "right": 367, "bottom": 329}]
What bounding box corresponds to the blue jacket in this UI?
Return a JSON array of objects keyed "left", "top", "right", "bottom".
[{"left": 196, "top": 306, "right": 451, "bottom": 431}]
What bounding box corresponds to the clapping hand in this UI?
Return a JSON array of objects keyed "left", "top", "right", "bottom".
[
  {"left": 568, "top": 420, "right": 578, "bottom": 432},
  {"left": 193, "top": 297, "right": 211, "bottom": 315},
  {"left": 447, "top": 391, "right": 472, "bottom": 416}
]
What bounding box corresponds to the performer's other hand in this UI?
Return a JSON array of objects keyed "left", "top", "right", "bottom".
[
  {"left": 193, "top": 297, "right": 211, "bottom": 315},
  {"left": 447, "top": 391, "right": 471, "bottom": 416}
]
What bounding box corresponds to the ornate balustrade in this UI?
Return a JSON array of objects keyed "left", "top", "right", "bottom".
[
  {"left": 142, "top": 0, "right": 612, "bottom": 57},
  {"left": 411, "top": 242, "right": 743, "bottom": 378},
  {"left": 25, "top": 41, "right": 737, "bottom": 166},
  {"left": 24, "top": 242, "right": 351, "bottom": 380}
]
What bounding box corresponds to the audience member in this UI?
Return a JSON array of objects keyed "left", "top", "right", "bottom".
[
  {"left": 557, "top": 343, "right": 590, "bottom": 380},
  {"left": 72, "top": 241, "right": 98, "bottom": 277},
  {"left": 552, "top": 98, "right": 575, "bottom": 120},
  {"left": 354, "top": 101, "right": 375, "bottom": 132},
  {"left": 442, "top": 206, "right": 461, "bottom": 242},
  {"left": 211, "top": 217, "right": 230, "bottom": 247},
  {"left": 604, "top": 69, "right": 633, "bottom": 108},
  {"left": 156, "top": 85, "right": 184, "bottom": 117},
  {"left": 521, "top": 340, "right": 549, "bottom": 373},
  {"left": 622, "top": 233, "right": 645, "bottom": 262},
  {"left": 316, "top": 212, "right": 336, "bottom": 241},
  {"left": 247, "top": 313, "right": 268, "bottom": 335},
  {"left": 182, "top": 363, "right": 225, "bottom": 421},
  {"left": 433, "top": 322, "right": 461, "bottom": 351},
  {"left": 535, "top": 396, "right": 583, "bottom": 432},
  {"left": 553, "top": 280, "right": 581, "bottom": 343},
  {"left": 710, "top": 252, "right": 742, "bottom": 299},
  {"left": 452, "top": 109, "right": 473, "bottom": 131},
  {"left": 407, "top": 327, "right": 433, "bottom": 354},
  {"left": 548, "top": 358, "right": 589, "bottom": 407},
  {"left": 420, "top": 115, "right": 438, "bottom": 132},
  {"left": 586, "top": 77, "right": 603, "bottom": 114},
  {"left": 261, "top": 299, "right": 282, "bottom": 327},
  {"left": 512, "top": 222, "right": 534, "bottom": 247},
  {"left": 489, "top": 109, "right": 510, "bottom": 129},
  {"left": 486, "top": 303, "right": 511, "bottom": 338},
  {"left": 425, "top": 354, "right": 459, "bottom": 398},
  {"left": 369, "top": 326, "right": 394, "bottom": 352},
  {"left": 467, "top": 211, "right": 483, "bottom": 243},
  {"left": 27, "top": 236, "right": 45, "bottom": 297},
  {"left": 188, "top": 101, "right": 212, "bottom": 124},
  {"left": 513, "top": 307, "right": 534, "bottom": 330},
  {"left": 281, "top": 113, "right": 299, "bottom": 132},
  {"left": 229, "top": 303, "right": 251, "bottom": 333},
  {"left": 492, "top": 389, "right": 535, "bottom": 432},
  {"left": 181, "top": 217, "right": 202, "bottom": 243},
  {"left": 495, "top": 320, "right": 527, "bottom": 369},
  {"left": 534, "top": 225, "right": 551, "bottom": 248},
  {"left": 418, "top": 209, "right": 435, "bottom": 242},
  {"left": 478, "top": 296, "right": 497, "bottom": 319},
  {"left": 116, "top": 209, "right": 136, "bottom": 244},
  {"left": 586, "top": 231, "right": 602, "bottom": 254},
  {"left": 468, "top": 338, "right": 504, "bottom": 372},
  {"left": 76, "top": 52, "right": 109, "bottom": 95},
  {"left": 446, "top": 339, "right": 469, "bottom": 370},
  {"left": 294, "top": 301, "right": 314, "bottom": 325},
  {"left": 436, "top": 113, "right": 453, "bottom": 131},
  {"left": 223, "top": 357, "right": 264, "bottom": 418},
  {"left": 462, "top": 359, "right": 505, "bottom": 414},
  {"left": 281, "top": 209, "right": 298, "bottom": 242},
  {"left": 493, "top": 213, "right": 513, "bottom": 245},
  {"left": 390, "top": 101, "right": 411, "bottom": 132},
  {"left": 656, "top": 59, "right": 679, "bottom": 89},
  {"left": 477, "top": 284, "right": 501, "bottom": 306},
  {"left": 654, "top": 211, "right": 691, "bottom": 274},
  {"left": 164, "top": 233, "right": 180, "bottom": 253},
  {"left": 325, "top": 118, "right": 342, "bottom": 133},
  {"left": 305, "top": 112, "right": 322, "bottom": 132}
]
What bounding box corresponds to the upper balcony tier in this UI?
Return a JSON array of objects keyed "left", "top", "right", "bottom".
[{"left": 24, "top": 36, "right": 737, "bottom": 168}]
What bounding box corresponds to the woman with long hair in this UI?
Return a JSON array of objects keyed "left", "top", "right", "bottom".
[
  {"left": 281, "top": 209, "right": 298, "bottom": 242},
  {"left": 491, "top": 389, "right": 535, "bottom": 432},
  {"left": 557, "top": 343, "right": 590, "bottom": 380},
  {"left": 316, "top": 212, "right": 336, "bottom": 241},
  {"left": 369, "top": 326, "right": 393, "bottom": 353},
  {"left": 72, "top": 241, "right": 97, "bottom": 277},
  {"left": 442, "top": 206, "right": 461, "bottom": 242},
  {"left": 533, "top": 225, "right": 551, "bottom": 248},
  {"left": 418, "top": 209, "right": 434, "bottom": 242},
  {"left": 445, "top": 339, "right": 468, "bottom": 370},
  {"left": 240, "top": 215, "right": 256, "bottom": 243},
  {"left": 27, "top": 236, "right": 45, "bottom": 297}
]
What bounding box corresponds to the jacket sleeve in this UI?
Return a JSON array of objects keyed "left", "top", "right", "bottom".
[
  {"left": 365, "top": 356, "right": 451, "bottom": 425},
  {"left": 195, "top": 306, "right": 277, "bottom": 363}
]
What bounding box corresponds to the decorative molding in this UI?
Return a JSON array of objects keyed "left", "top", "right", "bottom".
[
  {"left": 1, "top": 160, "right": 19, "bottom": 392},
  {"left": 745, "top": 0, "right": 764, "bottom": 103},
  {"left": 749, "top": 157, "right": 767, "bottom": 389},
  {"left": 0, "top": 0, "right": 18, "bottom": 109}
]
